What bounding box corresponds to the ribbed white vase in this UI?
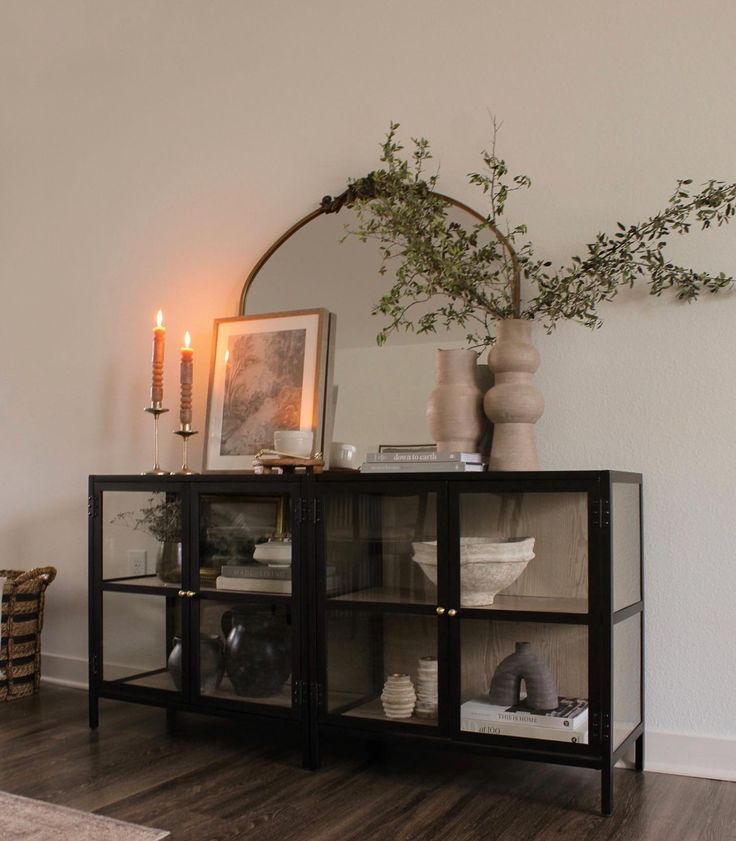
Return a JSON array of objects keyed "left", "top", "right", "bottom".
[
  {"left": 381, "top": 673, "right": 416, "bottom": 719},
  {"left": 414, "top": 656, "right": 438, "bottom": 719}
]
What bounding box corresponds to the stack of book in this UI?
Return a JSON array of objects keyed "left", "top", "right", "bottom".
[
  {"left": 460, "top": 697, "right": 589, "bottom": 743},
  {"left": 360, "top": 449, "right": 485, "bottom": 473},
  {"left": 215, "top": 564, "right": 339, "bottom": 595}
]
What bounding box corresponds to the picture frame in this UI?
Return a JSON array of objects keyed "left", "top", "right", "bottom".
[{"left": 204, "top": 309, "right": 335, "bottom": 471}]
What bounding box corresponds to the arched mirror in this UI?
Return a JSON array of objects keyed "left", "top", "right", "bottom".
[{"left": 240, "top": 193, "right": 491, "bottom": 461}]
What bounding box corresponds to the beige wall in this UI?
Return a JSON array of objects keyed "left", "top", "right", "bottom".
[{"left": 2, "top": 0, "right": 736, "bottom": 766}]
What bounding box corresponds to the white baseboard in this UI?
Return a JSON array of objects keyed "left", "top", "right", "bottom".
[
  {"left": 644, "top": 730, "right": 736, "bottom": 782},
  {"left": 41, "top": 652, "right": 88, "bottom": 689},
  {"left": 38, "top": 653, "right": 736, "bottom": 782}
]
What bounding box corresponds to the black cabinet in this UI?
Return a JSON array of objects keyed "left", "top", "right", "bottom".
[{"left": 89, "top": 470, "right": 643, "bottom": 816}]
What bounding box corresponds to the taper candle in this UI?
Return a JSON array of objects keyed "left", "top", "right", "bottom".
[
  {"left": 180, "top": 331, "right": 193, "bottom": 426},
  {"left": 151, "top": 309, "right": 165, "bottom": 405}
]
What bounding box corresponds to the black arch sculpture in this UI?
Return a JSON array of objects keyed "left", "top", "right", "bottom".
[{"left": 488, "top": 641, "right": 559, "bottom": 711}]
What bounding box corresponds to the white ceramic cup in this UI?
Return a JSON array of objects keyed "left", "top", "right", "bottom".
[
  {"left": 329, "top": 442, "right": 357, "bottom": 470},
  {"left": 274, "top": 429, "right": 313, "bottom": 458}
]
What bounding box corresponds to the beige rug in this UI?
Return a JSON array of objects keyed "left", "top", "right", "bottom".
[{"left": 0, "top": 791, "right": 169, "bottom": 840}]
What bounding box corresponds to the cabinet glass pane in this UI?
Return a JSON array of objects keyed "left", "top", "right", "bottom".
[
  {"left": 613, "top": 613, "right": 642, "bottom": 749},
  {"left": 199, "top": 494, "right": 291, "bottom": 594},
  {"left": 613, "top": 482, "right": 641, "bottom": 611},
  {"left": 102, "top": 591, "right": 182, "bottom": 692},
  {"left": 323, "top": 490, "right": 438, "bottom": 605},
  {"left": 102, "top": 491, "right": 182, "bottom": 586},
  {"left": 326, "top": 609, "right": 438, "bottom": 727},
  {"left": 459, "top": 492, "right": 588, "bottom": 613},
  {"left": 198, "top": 600, "right": 292, "bottom": 708},
  {"left": 460, "top": 619, "right": 589, "bottom": 745}
]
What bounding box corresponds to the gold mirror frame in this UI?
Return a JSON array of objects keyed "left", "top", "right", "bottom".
[{"left": 238, "top": 191, "right": 486, "bottom": 314}]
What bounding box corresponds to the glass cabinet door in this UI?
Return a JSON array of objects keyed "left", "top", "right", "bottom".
[
  {"left": 191, "top": 486, "right": 300, "bottom": 715},
  {"left": 452, "top": 485, "right": 594, "bottom": 751},
  {"left": 102, "top": 489, "right": 184, "bottom": 588},
  {"left": 456, "top": 489, "right": 590, "bottom": 614},
  {"left": 97, "top": 485, "right": 187, "bottom": 699},
  {"left": 193, "top": 596, "right": 295, "bottom": 713},
  {"left": 196, "top": 492, "right": 292, "bottom": 595},
  {"left": 318, "top": 484, "right": 446, "bottom": 732},
  {"left": 101, "top": 590, "right": 186, "bottom": 697},
  {"left": 457, "top": 617, "right": 590, "bottom": 748}
]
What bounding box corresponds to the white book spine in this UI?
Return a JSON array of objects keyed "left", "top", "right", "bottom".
[
  {"left": 360, "top": 461, "right": 483, "bottom": 473},
  {"left": 215, "top": 576, "right": 291, "bottom": 594},
  {"left": 366, "top": 451, "right": 481, "bottom": 464},
  {"left": 461, "top": 718, "right": 589, "bottom": 744},
  {"left": 461, "top": 701, "right": 588, "bottom": 731}
]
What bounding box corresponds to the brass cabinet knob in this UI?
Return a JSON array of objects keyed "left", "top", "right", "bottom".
[
  {"left": 447, "top": 608, "right": 458, "bottom": 617},
  {"left": 435, "top": 606, "right": 446, "bottom": 616},
  {"left": 177, "top": 590, "right": 187, "bottom": 598},
  {"left": 187, "top": 591, "right": 197, "bottom": 598}
]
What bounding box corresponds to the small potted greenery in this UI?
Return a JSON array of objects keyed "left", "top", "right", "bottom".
[
  {"left": 113, "top": 497, "right": 182, "bottom": 582},
  {"left": 332, "top": 121, "right": 736, "bottom": 468}
]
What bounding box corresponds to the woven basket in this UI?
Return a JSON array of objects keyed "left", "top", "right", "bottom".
[{"left": 0, "top": 567, "right": 56, "bottom": 701}]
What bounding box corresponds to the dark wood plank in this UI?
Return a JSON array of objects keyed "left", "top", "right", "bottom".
[{"left": 0, "top": 687, "right": 733, "bottom": 841}]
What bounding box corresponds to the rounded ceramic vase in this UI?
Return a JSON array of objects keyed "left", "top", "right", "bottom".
[
  {"left": 222, "top": 608, "right": 291, "bottom": 698},
  {"left": 426, "top": 348, "right": 483, "bottom": 453},
  {"left": 167, "top": 634, "right": 225, "bottom": 694}
]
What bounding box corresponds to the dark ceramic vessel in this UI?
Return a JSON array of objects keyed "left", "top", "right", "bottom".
[
  {"left": 222, "top": 608, "right": 291, "bottom": 698},
  {"left": 167, "top": 634, "right": 225, "bottom": 694}
]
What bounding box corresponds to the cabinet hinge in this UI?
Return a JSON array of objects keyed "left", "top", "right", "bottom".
[
  {"left": 310, "top": 682, "right": 323, "bottom": 707},
  {"left": 295, "top": 499, "right": 307, "bottom": 524},
  {"left": 292, "top": 680, "right": 306, "bottom": 707},
  {"left": 590, "top": 712, "right": 611, "bottom": 742},
  {"left": 88, "top": 495, "right": 98, "bottom": 519},
  {"left": 91, "top": 654, "right": 100, "bottom": 678},
  {"left": 590, "top": 712, "right": 600, "bottom": 739},
  {"left": 592, "top": 497, "right": 610, "bottom": 528},
  {"left": 311, "top": 499, "right": 321, "bottom": 525}
]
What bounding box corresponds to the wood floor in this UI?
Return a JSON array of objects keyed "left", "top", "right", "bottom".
[{"left": 1, "top": 687, "right": 733, "bottom": 841}]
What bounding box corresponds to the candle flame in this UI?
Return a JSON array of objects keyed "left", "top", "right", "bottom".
[
  {"left": 184, "top": 331, "right": 191, "bottom": 348},
  {"left": 225, "top": 349, "right": 230, "bottom": 363},
  {"left": 156, "top": 309, "right": 163, "bottom": 328}
]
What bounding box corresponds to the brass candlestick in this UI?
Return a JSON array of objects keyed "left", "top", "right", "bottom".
[
  {"left": 174, "top": 424, "right": 198, "bottom": 475},
  {"left": 143, "top": 403, "right": 170, "bottom": 475}
]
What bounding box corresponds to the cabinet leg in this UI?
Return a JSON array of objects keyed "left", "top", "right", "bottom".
[
  {"left": 88, "top": 693, "right": 99, "bottom": 730},
  {"left": 601, "top": 764, "right": 613, "bottom": 817},
  {"left": 635, "top": 733, "right": 645, "bottom": 772},
  {"left": 303, "top": 730, "right": 321, "bottom": 770}
]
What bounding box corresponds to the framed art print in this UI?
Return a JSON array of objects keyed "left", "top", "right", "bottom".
[{"left": 204, "top": 309, "right": 335, "bottom": 471}]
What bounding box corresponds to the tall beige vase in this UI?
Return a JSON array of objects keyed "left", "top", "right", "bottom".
[
  {"left": 483, "top": 319, "right": 544, "bottom": 470},
  {"left": 427, "top": 349, "right": 483, "bottom": 453}
]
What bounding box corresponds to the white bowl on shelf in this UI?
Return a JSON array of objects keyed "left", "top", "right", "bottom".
[
  {"left": 274, "top": 429, "right": 313, "bottom": 458},
  {"left": 253, "top": 540, "right": 292, "bottom": 567},
  {"left": 411, "top": 536, "right": 535, "bottom": 606}
]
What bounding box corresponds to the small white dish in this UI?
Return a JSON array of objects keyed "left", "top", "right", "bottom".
[
  {"left": 274, "top": 429, "right": 313, "bottom": 458},
  {"left": 253, "top": 540, "right": 292, "bottom": 567}
]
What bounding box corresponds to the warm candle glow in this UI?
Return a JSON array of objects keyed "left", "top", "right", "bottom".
[
  {"left": 151, "top": 308, "right": 166, "bottom": 405},
  {"left": 180, "top": 330, "right": 194, "bottom": 426},
  {"left": 225, "top": 349, "right": 230, "bottom": 363}
]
